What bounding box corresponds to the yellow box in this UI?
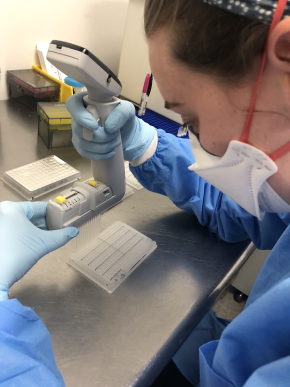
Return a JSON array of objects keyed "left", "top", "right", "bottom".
[
  {"left": 37, "top": 102, "right": 73, "bottom": 149},
  {"left": 32, "top": 64, "right": 73, "bottom": 102}
]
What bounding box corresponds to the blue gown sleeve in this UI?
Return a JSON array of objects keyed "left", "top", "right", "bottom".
[
  {"left": 0, "top": 299, "right": 65, "bottom": 387},
  {"left": 199, "top": 277, "right": 290, "bottom": 387},
  {"left": 130, "top": 129, "right": 288, "bottom": 249},
  {"left": 174, "top": 221, "right": 290, "bottom": 386}
]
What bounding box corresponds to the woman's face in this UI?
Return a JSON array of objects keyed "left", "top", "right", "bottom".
[
  {"left": 148, "top": 28, "right": 260, "bottom": 157},
  {"left": 148, "top": 26, "right": 290, "bottom": 203}
]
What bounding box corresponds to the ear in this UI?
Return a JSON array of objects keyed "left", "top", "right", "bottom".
[{"left": 268, "top": 17, "right": 290, "bottom": 72}]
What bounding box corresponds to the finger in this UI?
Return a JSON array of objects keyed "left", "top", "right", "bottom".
[
  {"left": 2, "top": 201, "right": 31, "bottom": 217},
  {"left": 72, "top": 134, "right": 121, "bottom": 153},
  {"left": 43, "top": 227, "right": 79, "bottom": 253},
  {"left": 105, "top": 101, "right": 136, "bottom": 133},
  {"left": 92, "top": 127, "right": 120, "bottom": 143},
  {"left": 10, "top": 201, "right": 46, "bottom": 221},
  {"left": 26, "top": 202, "right": 48, "bottom": 229},
  {"left": 73, "top": 123, "right": 120, "bottom": 143},
  {"left": 4, "top": 202, "right": 48, "bottom": 230},
  {"left": 66, "top": 93, "right": 99, "bottom": 131},
  {"left": 26, "top": 202, "right": 47, "bottom": 219},
  {"left": 72, "top": 139, "right": 116, "bottom": 160}
]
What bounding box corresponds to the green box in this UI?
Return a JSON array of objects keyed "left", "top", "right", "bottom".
[{"left": 37, "top": 102, "right": 73, "bottom": 149}]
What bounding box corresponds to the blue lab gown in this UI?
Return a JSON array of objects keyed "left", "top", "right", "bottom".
[
  {"left": 1, "top": 128, "right": 290, "bottom": 386},
  {"left": 0, "top": 298, "right": 65, "bottom": 386},
  {"left": 130, "top": 129, "right": 290, "bottom": 387}
]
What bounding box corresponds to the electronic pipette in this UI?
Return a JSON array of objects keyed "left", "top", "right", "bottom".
[{"left": 46, "top": 41, "right": 126, "bottom": 230}]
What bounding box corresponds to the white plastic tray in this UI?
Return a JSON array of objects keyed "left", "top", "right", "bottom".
[
  {"left": 2, "top": 155, "right": 81, "bottom": 200},
  {"left": 68, "top": 221, "right": 157, "bottom": 293}
]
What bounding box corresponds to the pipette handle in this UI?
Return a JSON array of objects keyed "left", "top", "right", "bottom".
[
  {"left": 82, "top": 96, "right": 125, "bottom": 198},
  {"left": 83, "top": 105, "right": 99, "bottom": 141}
]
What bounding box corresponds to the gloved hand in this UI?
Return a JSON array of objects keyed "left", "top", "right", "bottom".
[
  {"left": 66, "top": 92, "right": 156, "bottom": 161},
  {"left": 0, "top": 201, "right": 79, "bottom": 301}
]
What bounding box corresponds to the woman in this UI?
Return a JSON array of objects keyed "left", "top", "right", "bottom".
[{"left": 68, "top": 0, "right": 290, "bottom": 385}]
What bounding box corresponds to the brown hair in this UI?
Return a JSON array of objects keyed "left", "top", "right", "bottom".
[{"left": 144, "top": 0, "right": 270, "bottom": 83}]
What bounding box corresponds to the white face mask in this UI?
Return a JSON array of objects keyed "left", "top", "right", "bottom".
[{"left": 188, "top": 133, "right": 290, "bottom": 220}]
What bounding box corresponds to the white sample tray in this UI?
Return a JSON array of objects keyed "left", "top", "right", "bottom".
[
  {"left": 2, "top": 155, "right": 81, "bottom": 200},
  {"left": 68, "top": 221, "right": 157, "bottom": 293}
]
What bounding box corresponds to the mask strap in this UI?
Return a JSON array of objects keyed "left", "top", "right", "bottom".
[
  {"left": 269, "top": 141, "right": 290, "bottom": 160},
  {"left": 240, "top": 0, "right": 288, "bottom": 146}
]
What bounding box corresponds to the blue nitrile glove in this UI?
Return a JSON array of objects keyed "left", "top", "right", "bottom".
[
  {"left": 66, "top": 92, "right": 156, "bottom": 161},
  {"left": 0, "top": 201, "right": 79, "bottom": 301}
]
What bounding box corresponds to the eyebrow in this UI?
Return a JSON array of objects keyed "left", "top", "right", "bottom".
[{"left": 164, "top": 101, "right": 183, "bottom": 110}]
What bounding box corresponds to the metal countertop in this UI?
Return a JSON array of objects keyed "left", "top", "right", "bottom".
[{"left": 0, "top": 99, "right": 254, "bottom": 387}]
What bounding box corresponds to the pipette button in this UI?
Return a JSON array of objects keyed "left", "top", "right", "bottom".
[
  {"left": 88, "top": 180, "right": 98, "bottom": 187},
  {"left": 55, "top": 196, "right": 67, "bottom": 204}
]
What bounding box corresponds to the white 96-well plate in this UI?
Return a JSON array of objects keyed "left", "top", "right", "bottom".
[
  {"left": 2, "top": 156, "right": 81, "bottom": 200},
  {"left": 68, "top": 221, "right": 157, "bottom": 293}
]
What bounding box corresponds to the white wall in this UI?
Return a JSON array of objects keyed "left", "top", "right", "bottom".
[
  {"left": 0, "top": 0, "right": 129, "bottom": 100},
  {"left": 118, "top": 0, "right": 182, "bottom": 124}
]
